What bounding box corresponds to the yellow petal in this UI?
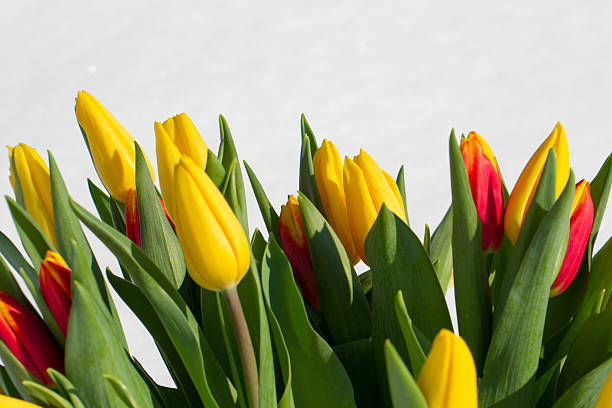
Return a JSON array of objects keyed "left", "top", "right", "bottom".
[
  {"left": 595, "top": 368, "right": 612, "bottom": 408},
  {"left": 155, "top": 122, "right": 182, "bottom": 220},
  {"left": 163, "top": 113, "right": 208, "bottom": 171},
  {"left": 0, "top": 395, "right": 43, "bottom": 407}
]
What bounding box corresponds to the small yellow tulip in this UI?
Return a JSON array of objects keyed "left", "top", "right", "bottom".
[
  {"left": 313, "top": 139, "right": 359, "bottom": 265},
  {"left": 504, "top": 122, "right": 569, "bottom": 244},
  {"left": 595, "top": 368, "right": 612, "bottom": 408},
  {"left": 75, "top": 91, "right": 154, "bottom": 203},
  {"left": 0, "top": 396, "right": 43, "bottom": 407},
  {"left": 417, "top": 329, "right": 478, "bottom": 408},
  {"left": 7, "top": 144, "right": 57, "bottom": 247},
  {"left": 155, "top": 114, "right": 207, "bottom": 220},
  {"left": 172, "top": 157, "right": 250, "bottom": 291},
  {"left": 343, "top": 149, "right": 405, "bottom": 264}
]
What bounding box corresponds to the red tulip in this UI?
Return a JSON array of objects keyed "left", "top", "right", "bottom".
[
  {"left": 125, "top": 188, "right": 175, "bottom": 247},
  {"left": 0, "top": 290, "right": 63, "bottom": 385},
  {"left": 550, "top": 180, "right": 593, "bottom": 297},
  {"left": 460, "top": 132, "right": 505, "bottom": 252},
  {"left": 39, "top": 251, "right": 71, "bottom": 336},
  {"left": 279, "top": 195, "right": 320, "bottom": 309}
]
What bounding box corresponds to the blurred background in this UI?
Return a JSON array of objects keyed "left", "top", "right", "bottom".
[{"left": 1, "top": 0, "right": 611, "bottom": 386}]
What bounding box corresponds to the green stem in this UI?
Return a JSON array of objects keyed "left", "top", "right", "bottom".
[{"left": 223, "top": 287, "right": 259, "bottom": 408}]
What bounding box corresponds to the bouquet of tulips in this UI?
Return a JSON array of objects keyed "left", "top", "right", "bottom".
[{"left": 0, "top": 90, "right": 610, "bottom": 408}]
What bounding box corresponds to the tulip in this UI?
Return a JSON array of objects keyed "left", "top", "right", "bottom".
[
  {"left": 155, "top": 114, "right": 207, "bottom": 221},
  {"left": 279, "top": 195, "right": 320, "bottom": 309},
  {"left": 7, "top": 144, "right": 57, "bottom": 247},
  {"left": 172, "top": 157, "right": 250, "bottom": 291},
  {"left": 343, "top": 149, "right": 406, "bottom": 264},
  {"left": 39, "top": 251, "right": 71, "bottom": 336},
  {"left": 595, "top": 367, "right": 612, "bottom": 408},
  {"left": 75, "top": 90, "right": 155, "bottom": 203},
  {"left": 504, "top": 122, "right": 570, "bottom": 244},
  {"left": 417, "top": 329, "right": 478, "bottom": 408},
  {"left": 0, "top": 290, "right": 63, "bottom": 385},
  {"left": 124, "top": 188, "right": 175, "bottom": 247},
  {"left": 550, "top": 180, "right": 593, "bottom": 297},
  {"left": 460, "top": 132, "right": 505, "bottom": 251},
  {"left": 0, "top": 396, "right": 43, "bottom": 408},
  {"left": 313, "top": 140, "right": 360, "bottom": 265}
]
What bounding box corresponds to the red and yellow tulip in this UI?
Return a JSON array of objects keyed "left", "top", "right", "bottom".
[{"left": 39, "top": 251, "right": 71, "bottom": 336}]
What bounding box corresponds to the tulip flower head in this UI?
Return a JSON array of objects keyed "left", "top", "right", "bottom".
[
  {"left": 313, "top": 140, "right": 360, "bottom": 265},
  {"left": 7, "top": 144, "right": 57, "bottom": 247},
  {"left": 75, "top": 90, "right": 155, "bottom": 203},
  {"left": 155, "top": 113, "right": 207, "bottom": 221},
  {"left": 550, "top": 180, "right": 593, "bottom": 297},
  {"left": 343, "top": 149, "right": 405, "bottom": 264},
  {"left": 172, "top": 157, "right": 250, "bottom": 291},
  {"left": 504, "top": 122, "right": 570, "bottom": 244},
  {"left": 124, "top": 187, "right": 175, "bottom": 247},
  {"left": 460, "top": 132, "right": 505, "bottom": 252},
  {"left": 595, "top": 367, "right": 612, "bottom": 408},
  {"left": 279, "top": 195, "right": 320, "bottom": 309},
  {"left": 417, "top": 329, "right": 478, "bottom": 408},
  {"left": 0, "top": 290, "right": 63, "bottom": 385},
  {"left": 0, "top": 396, "right": 43, "bottom": 408},
  {"left": 39, "top": 251, "right": 72, "bottom": 336}
]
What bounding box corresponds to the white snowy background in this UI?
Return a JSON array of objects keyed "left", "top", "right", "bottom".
[{"left": 1, "top": 0, "right": 611, "bottom": 386}]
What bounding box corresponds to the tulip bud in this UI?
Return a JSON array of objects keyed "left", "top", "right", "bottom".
[
  {"left": 504, "top": 122, "right": 570, "bottom": 244},
  {"left": 39, "top": 251, "right": 71, "bottom": 336},
  {"left": 550, "top": 180, "right": 594, "bottom": 297},
  {"left": 155, "top": 114, "right": 207, "bottom": 221},
  {"left": 172, "top": 157, "right": 250, "bottom": 291},
  {"left": 0, "top": 396, "right": 43, "bottom": 407},
  {"left": 417, "top": 329, "right": 477, "bottom": 408},
  {"left": 343, "top": 149, "right": 406, "bottom": 264},
  {"left": 7, "top": 144, "right": 57, "bottom": 247},
  {"left": 313, "top": 140, "right": 360, "bottom": 265},
  {"left": 279, "top": 195, "right": 320, "bottom": 309},
  {"left": 0, "top": 290, "right": 63, "bottom": 385},
  {"left": 460, "top": 132, "right": 505, "bottom": 252},
  {"left": 75, "top": 91, "right": 155, "bottom": 203},
  {"left": 595, "top": 367, "right": 612, "bottom": 408},
  {"left": 124, "top": 188, "right": 175, "bottom": 247}
]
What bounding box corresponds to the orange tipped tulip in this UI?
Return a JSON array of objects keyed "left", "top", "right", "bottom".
[
  {"left": 550, "top": 180, "right": 593, "bottom": 297},
  {"left": 124, "top": 188, "right": 175, "bottom": 247},
  {"left": 460, "top": 132, "right": 504, "bottom": 252},
  {"left": 39, "top": 251, "right": 71, "bottom": 336},
  {"left": 279, "top": 195, "right": 319, "bottom": 309},
  {"left": 0, "top": 290, "right": 63, "bottom": 385}
]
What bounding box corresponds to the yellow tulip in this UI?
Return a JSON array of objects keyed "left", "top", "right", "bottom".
[
  {"left": 343, "top": 149, "right": 405, "bottom": 264},
  {"left": 155, "top": 114, "right": 207, "bottom": 220},
  {"left": 596, "top": 368, "right": 612, "bottom": 408},
  {"left": 417, "top": 329, "right": 478, "bottom": 408},
  {"left": 75, "top": 91, "right": 154, "bottom": 203},
  {"left": 313, "top": 139, "right": 359, "bottom": 264},
  {"left": 172, "top": 157, "right": 250, "bottom": 291},
  {"left": 504, "top": 122, "right": 569, "bottom": 244},
  {"left": 7, "top": 144, "right": 57, "bottom": 247},
  {"left": 0, "top": 396, "right": 43, "bottom": 407}
]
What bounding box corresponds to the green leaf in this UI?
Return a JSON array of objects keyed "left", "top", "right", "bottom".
[
  {"left": 298, "top": 194, "right": 371, "bottom": 344},
  {"left": 22, "top": 381, "right": 73, "bottom": 408},
  {"left": 384, "top": 340, "right": 427, "bottom": 408},
  {"left": 0, "top": 365, "right": 22, "bottom": 399},
  {"left": 479, "top": 170, "right": 575, "bottom": 407},
  {"left": 448, "top": 130, "right": 491, "bottom": 372},
  {"left": 0, "top": 230, "right": 38, "bottom": 285},
  {"left": 87, "top": 179, "right": 113, "bottom": 226},
  {"left": 221, "top": 159, "right": 249, "bottom": 234},
  {"left": 298, "top": 136, "right": 323, "bottom": 214},
  {"left": 430, "top": 206, "right": 453, "bottom": 291},
  {"left": 205, "top": 150, "right": 226, "bottom": 187},
  {"left": 47, "top": 369, "right": 86, "bottom": 408},
  {"left": 102, "top": 375, "right": 143, "bottom": 408},
  {"left": 300, "top": 114, "right": 318, "bottom": 159},
  {"left": 589, "top": 152, "right": 612, "bottom": 248},
  {"left": 394, "top": 291, "right": 427, "bottom": 377},
  {"left": 395, "top": 165, "right": 410, "bottom": 227},
  {"left": 0, "top": 255, "right": 34, "bottom": 313},
  {"left": 552, "top": 356, "right": 612, "bottom": 408},
  {"left": 261, "top": 239, "right": 355, "bottom": 408},
  {"left": 134, "top": 143, "right": 186, "bottom": 288},
  {"left": 244, "top": 161, "right": 280, "bottom": 244},
  {"left": 333, "top": 338, "right": 379, "bottom": 407}
]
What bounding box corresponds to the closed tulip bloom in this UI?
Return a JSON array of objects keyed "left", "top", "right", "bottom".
[
  {"left": 313, "top": 140, "right": 360, "bottom": 265},
  {"left": 124, "top": 188, "right": 175, "bottom": 247},
  {"left": 417, "top": 329, "right": 477, "bottom": 408},
  {"left": 460, "top": 132, "right": 505, "bottom": 252},
  {"left": 595, "top": 368, "right": 612, "bottom": 408},
  {"left": 504, "top": 122, "right": 570, "bottom": 244},
  {"left": 0, "top": 290, "right": 63, "bottom": 385},
  {"left": 550, "top": 180, "right": 593, "bottom": 297},
  {"left": 75, "top": 91, "right": 154, "bottom": 203},
  {"left": 172, "top": 157, "right": 250, "bottom": 291},
  {"left": 7, "top": 144, "right": 57, "bottom": 247},
  {"left": 343, "top": 149, "right": 406, "bottom": 264},
  {"left": 279, "top": 195, "right": 319, "bottom": 309},
  {"left": 155, "top": 114, "right": 207, "bottom": 220},
  {"left": 0, "top": 396, "right": 43, "bottom": 407},
  {"left": 39, "top": 251, "right": 71, "bottom": 336}
]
